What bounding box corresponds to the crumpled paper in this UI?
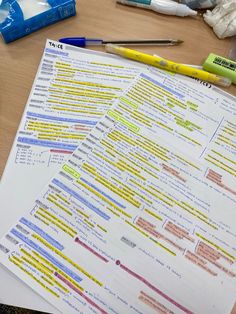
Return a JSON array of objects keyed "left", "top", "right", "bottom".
[{"left": 204, "top": 0, "right": 236, "bottom": 38}]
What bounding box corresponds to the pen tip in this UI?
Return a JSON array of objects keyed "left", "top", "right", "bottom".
[{"left": 175, "top": 39, "right": 184, "bottom": 45}]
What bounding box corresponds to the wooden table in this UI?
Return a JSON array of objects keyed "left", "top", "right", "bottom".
[{"left": 0, "top": 0, "right": 235, "bottom": 313}]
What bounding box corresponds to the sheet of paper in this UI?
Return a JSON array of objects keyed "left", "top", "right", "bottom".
[
  {"left": 0, "top": 40, "right": 144, "bottom": 229},
  {"left": 0, "top": 70, "right": 235, "bottom": 314},
  {"left": 0, "top": 39, "right": 143, "bottom": 312}
]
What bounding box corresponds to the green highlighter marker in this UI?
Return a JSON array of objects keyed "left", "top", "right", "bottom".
[{"left": 203, "top": 53, "right": 236, "bottom": 85}]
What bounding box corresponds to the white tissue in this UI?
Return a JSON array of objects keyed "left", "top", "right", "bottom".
[
  {"left": 17, "top": 0, "right": 51, "bottom": 19},
  {"left": 204, "top": 0, "right": 236, "bottom": 38},
  {"left": 0, "top": 3, "right": 10, "bottom": 23}
]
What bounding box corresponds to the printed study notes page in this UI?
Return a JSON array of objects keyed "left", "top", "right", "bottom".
[
  {"left": 0, "top": 39, "right": 143, "bottom": 226},
  {"left": 0, "top": 39, "right": 145, "bottom": 312},
  {"left": 0, "top": 41, "right": 235, "bottom": 313}
]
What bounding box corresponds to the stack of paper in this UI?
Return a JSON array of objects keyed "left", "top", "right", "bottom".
[{"left": 0, "top": 40, "right": 235, "bottom": 314}]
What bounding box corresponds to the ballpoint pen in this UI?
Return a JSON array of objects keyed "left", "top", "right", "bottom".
[
  {"left": 59, "top": 37, "right": 183, "bottom": 47},
  {"left": 105, "top": 44, "right": 231, "bottom": 87}
]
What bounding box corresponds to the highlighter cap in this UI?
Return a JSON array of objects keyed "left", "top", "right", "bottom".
[
  {"left": 216, "top": 75, "right": 232, "bottom": 87},
  {"left": 105, "top": 43, "right": 120, "bottom": 54},
  {"left": 203, "top": 53, "right": 236, "bottom": 85}
]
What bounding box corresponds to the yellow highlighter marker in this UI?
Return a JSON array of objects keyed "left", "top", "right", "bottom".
[{"left": 105, "top": 44, "right": 231, "bottom": 87}]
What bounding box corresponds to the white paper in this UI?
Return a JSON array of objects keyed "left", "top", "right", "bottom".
[
  {"left": 0, "top": 66, "right": 235, "bottom": 313},
  {"left": 0, "top": 40, "right": 143, "bottom": 232},
  {"left": 0, "top": 39, "right": 143, "bottom": 312}
]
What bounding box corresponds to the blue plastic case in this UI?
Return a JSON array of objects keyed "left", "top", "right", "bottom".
[{"left": 0, "top": 0, "right": 76, "bottom": 43}]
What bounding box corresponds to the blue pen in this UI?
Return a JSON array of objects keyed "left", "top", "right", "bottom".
[{"left": 59, "top": 37, "right": 183, "bottom": 47}]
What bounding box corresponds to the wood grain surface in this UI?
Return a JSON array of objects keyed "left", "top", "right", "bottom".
[{"left": 0, "top": 1, "right": 235, "bottom": 313}]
